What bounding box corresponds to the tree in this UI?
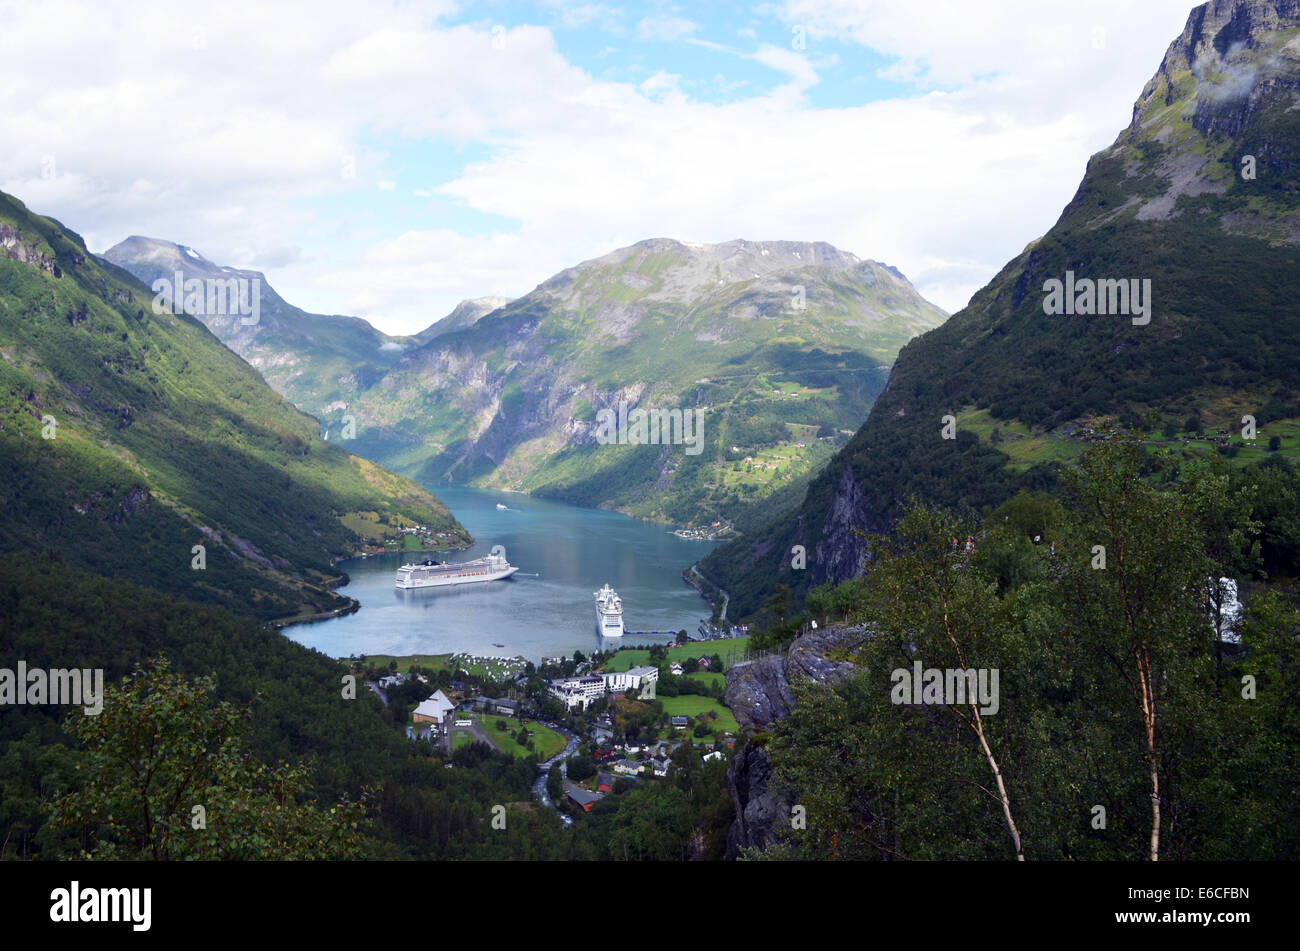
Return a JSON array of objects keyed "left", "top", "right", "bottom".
[
  {"left": 1059, "top": 439, "right": 1218, "bottom": 861},
  {"left": 567, "top": 755, "right": 596, "bottom": 782},
  {"left": 1269, "top": 435, "right": 1282, "bottom": 452},
  {"left": 855, "top": 505, "right": 1027, "bottom": 860},
  {"left": 496, "top": 719, "right": 507, "bottom": 732},
  {"left": 604, "top": 785, "right": 693, "bottom": 860},
  {"left": 46, "top": 658, "right": 368, "bottom": 860}
]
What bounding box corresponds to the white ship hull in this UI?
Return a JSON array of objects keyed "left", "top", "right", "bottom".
[
  {"left": 594, "top": 583, "right": 625, "bottom": 637},
  {"left": 396, "top": 555, "right": 518, "bottom": 589}
]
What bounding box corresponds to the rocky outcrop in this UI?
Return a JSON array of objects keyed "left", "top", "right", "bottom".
[
  {"left": 726, "top": 744, "right": 781, "bottom": 857},
  {"left": 723, "top": 624, "right": 864, "bottom": 858},
  {"left": 1, "top": 222, "right": 60, "bottom": 276},
  {"left": 813, "top": 464, "right": 876, "bottom": 588},
  {"left": 1137, "top": 0, "right": 1300, "bottom": 133}
]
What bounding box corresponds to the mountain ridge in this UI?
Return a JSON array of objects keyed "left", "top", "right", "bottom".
[
  {"left": 2, "top": 193, "right": 471, "bottom": 622},
  {"left": 699, "top": 0, "right": 1300, "bottom": 620},
  {"left": 343, "top": 235, "right": 948, "bottom": 530}
]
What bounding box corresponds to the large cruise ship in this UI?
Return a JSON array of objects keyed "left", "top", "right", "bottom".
[
  {"left": 594, "top": 583, "right": 625, "bottom": 637},
  {"left": 395, "top": 551, "right": 518, "bottom": 589}
]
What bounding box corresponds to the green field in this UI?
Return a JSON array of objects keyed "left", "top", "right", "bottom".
[
  {"left": 956, "top": 405, "right": 1300, "bottom": 474},
  {"left": 356, "top": 653, "right": 453, "bottom": 673},
  {"left": 453, "top": 729, "right": 474, "bottom": 750},
  {"left": 606, "top": 649, "right": 651, "bottom": 672},
  {"left": 687, "top": 671, "right": 725, "bottom": 690},
  {"left": 659, "top": 695, "right": 740, "bottom": 734},
  {"left": 479, "top": 717, "right": 566, "bottom": 761},
  {"left": 604, "top": 637, "right": 751, "bottom": 672}
]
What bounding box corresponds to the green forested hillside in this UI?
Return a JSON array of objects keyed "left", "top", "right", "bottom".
[
  {"left": 0, "top": 191, "right": 470, "bottom": 621},
  {"left": 101, "top": 235, "right": 417, "bottom": 422},
  {"left": 347, "top": 238, "right": 947, "bottom": 530},
  {"left": 748, "top": 441, "right": 1300, "bottom": 861}
]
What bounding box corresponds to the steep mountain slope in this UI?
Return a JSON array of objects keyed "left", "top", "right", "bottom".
[
  {"left": 0, "top": 193, "right": 470, "bottom": 622},
  {"left": 101, "top": 236, "right": 415, "bottom": 422},
  {"left": 346, "top": 238, "right": 948, "bottom": 529},
  {"left": 415, "top": 296, "right": 513, "bottom": 345},
  {"left": 702, "top": 0, "right": 1300, "bottom": 618}
]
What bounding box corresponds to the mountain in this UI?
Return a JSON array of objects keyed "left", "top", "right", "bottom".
[
  {"left": 1, "top": 192, "right": 471, "bottom": 622},
  {"left": 100, "top": 236, "right": 419, "bottom": 422},
  {"left": 343, "top": 238, "right": 948, "bottom": 530},
  {"left": 415, "top": 296, "right": 513, "bottom": 344},
  {"left": 701, "top": 0, "right": 1300, "bottom": 619}
]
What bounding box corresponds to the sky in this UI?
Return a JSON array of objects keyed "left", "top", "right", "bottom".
[{"left": 0, "top": 0, "right": 1198, "bottom": 335}]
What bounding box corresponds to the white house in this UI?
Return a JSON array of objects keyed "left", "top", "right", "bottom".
[
  {"left": 603, "top": 665, "right": 660, "bottom": 693},
  {"left": 669, "top": 662, "right": 684, "bottom": 676},
  {"left": 413, "top": 689, "right": 456, "bottom": 724}
]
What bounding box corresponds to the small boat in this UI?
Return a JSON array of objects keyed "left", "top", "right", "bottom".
[
  {"left": 496, "top": 503, "right": 508, "bottom": 510},
  {"left": 492, "top": 642, "right": 505, "bottom": 648}
]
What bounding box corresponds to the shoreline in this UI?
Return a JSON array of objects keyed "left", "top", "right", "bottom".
[
  {"left": 270, "top": 596, "right": 360, "bottom": 631},
  {"left": 442, "top": 481, "right": 736, "bottom": 538}
]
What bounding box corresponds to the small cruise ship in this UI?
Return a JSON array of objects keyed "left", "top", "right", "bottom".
[
  {"left": 594, "top": 583, "right": 625, "bottom": 637},
  {"left": 395, "top": 551, "right": 518, "bottom": 589}
]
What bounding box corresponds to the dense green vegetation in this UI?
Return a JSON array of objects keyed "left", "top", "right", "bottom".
[
  {"left": 0, "top": 191, "right": 469, "bottom": 622},
  {"left": 342, "top": 239, "right": 946, "bottom": 530},
  {"left": 102, "top": 236, "right": 414, "bottom": 424},
  {"left": 748, "top": 440, "right": 1299, "bottom": 860}
]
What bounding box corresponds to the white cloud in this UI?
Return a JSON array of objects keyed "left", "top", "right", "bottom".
[
  {"left": 539, "top": 1, "right": 625, "bottom": 32},
  {"left": 0, "top": 0, "right": 1204, "bottom": 333},
  {"left": 635, "top": 16, "right": 697, "bottom": 42},
  {"left": 746, "top": 43, "right": 822, "bottom": 91}
]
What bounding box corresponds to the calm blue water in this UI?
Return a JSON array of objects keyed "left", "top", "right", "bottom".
[{"left": 284, "top": 486, "right": 719, "bottom": 663}]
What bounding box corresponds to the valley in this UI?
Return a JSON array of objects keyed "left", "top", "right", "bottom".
[{"left": 3, "top": 0, "right": 1300, "bottom": 879}]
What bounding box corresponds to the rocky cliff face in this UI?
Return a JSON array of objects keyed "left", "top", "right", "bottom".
[
  {"left": 1138, "top": 0, "right": 1300, "bottom": 138},
  {"left": 723, "top": 624, "right": 862, "bottom": 858},
  {"left": 813, "top": 464, "right": 875, "bottom": 587}
]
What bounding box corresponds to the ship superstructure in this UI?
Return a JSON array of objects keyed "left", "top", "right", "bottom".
[
  {"left": 594, "top": 583, "right": 625, "bottom": 637},
  {"left": 395, "top": 551, "right": 518, "bottom": 589}
]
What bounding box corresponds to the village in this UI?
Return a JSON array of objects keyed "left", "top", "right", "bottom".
[{"left": 358, "top": 638, "right": 746, "bottom": 818}]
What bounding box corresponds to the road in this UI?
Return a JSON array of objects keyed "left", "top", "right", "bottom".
[{"left": 444, "top": 716, "right": 501, "bottom": 755}]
